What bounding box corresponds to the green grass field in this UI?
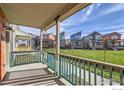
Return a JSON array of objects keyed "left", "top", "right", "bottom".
[{"left": 44, "top": 48, "right": 124, "bottom": 66}]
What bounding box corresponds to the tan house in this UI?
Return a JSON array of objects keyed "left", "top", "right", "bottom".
[{"left": 42, "top": 32, "right": 55, "bottom": 48}]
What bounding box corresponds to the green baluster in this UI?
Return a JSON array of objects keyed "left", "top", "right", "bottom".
[
  {"left": 38, "top": 51, "right": 41, "bottom": 63},
  {"left": 110, "top": 68, "right": 113, "bottom": 85},
  {"left": 42, "top": 52, "right": 43, "bottom": 63},
  {"left": 75, "top": 60, "right": 77, "bottom": 85},
  {"left": 83, "top": 61, "right": 86, "bottom": 85},
  {"left": 79, "top": 61, "right": 81, "bottom": 85},
  {"left": 69, "top": 57, "right": 71, "bottom": 82},
  {"left": 61, "top": 56, "right": 63, "bottom": 77},
  {"left": 72, "top": 59, "right": 74, "bottom": 84},
  {"left": 67, "top": 58, "right": 69, "bottom": 80},
  {"left": 120, "top": 70, "right": 124, "bottom": 85},
  {"left": 66, "top": 57, "right": 68, "bottom": 80},
  {"left": 59, "top": 56, "right": 61, "bottom": 77},
  {"left": 94, "top": 64, "right": 97, "bottom": 85},
  {"left": 89, "top": 62, "right": 91, "bottom": 85},
  {"left": 11, "top": 52, "right": 14, "bottom": 67},
  {"left": 101, "top": 65, "right": 104, "bottom": 85},
  {"left": 47, "top": 53, "right": 49, "bottom": 68},
  {"left": 54, "top": 54, "right": 56, "bottom": 73},
  {"left": 65, "top": 57, "right": 67, "bottom": 79},
  {"left": 64, "top": 56, "right": 66, "bottom": 78}
]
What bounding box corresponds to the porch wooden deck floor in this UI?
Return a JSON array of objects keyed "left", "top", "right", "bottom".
[{"left": 1, "top": 68, "right": 65, "bottom": 86}]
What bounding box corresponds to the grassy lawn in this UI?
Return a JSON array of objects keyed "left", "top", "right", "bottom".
[{"left": 44, "top": 48, "right": 124, "bottom": 66}]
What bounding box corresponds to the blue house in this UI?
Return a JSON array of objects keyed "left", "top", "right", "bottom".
[{"left": 70, "top": 31, "right": 82, "bottom": 49}]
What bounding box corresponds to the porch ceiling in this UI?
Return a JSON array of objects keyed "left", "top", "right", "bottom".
[{"left": 0, "top": 3, "right": 90, "bottom": 30}]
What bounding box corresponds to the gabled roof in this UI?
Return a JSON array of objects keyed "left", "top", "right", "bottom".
[
  {"left": 87, "top": 31, "right": 101, "bottom": 36},
  {"left": 15, "top": 29, "right": 32, "bottom": 37},
  {"left": 103, "top": 32, "right": 121, "bottom": 37}
]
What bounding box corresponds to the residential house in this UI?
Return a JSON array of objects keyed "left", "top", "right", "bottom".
[
  {"left": 70, "top": 31, "right": 82, "bottom": 49},
  {"left": 82, "top": 31, "right": 104, "bottom": 49},
  {"left": 60, "top": 31, "right": 71, "bottom": 48},
  {"left": 60, "top": 31, "right": 66, "bottom": 48},
  {"left": 34, "top": 36, "right": 40, "bottom": 49},
  {"left": 10, "top": 24, "right": 33, "bottom": 51},
  {"left": 65, "top": 39, "right": 71, "bottom": 48},
  {"left": 28, "top": 33, "right": 36, "bottom": 49},
  {"left": 42, "top": 32, "right": 55, "bottom": 48},
  {"left": 103, "top": 32, "right": 121, "bottom": 49}
]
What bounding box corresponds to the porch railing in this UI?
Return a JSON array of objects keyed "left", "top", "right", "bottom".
[
  {"left": 44, "top": 51, "right": 124, "bottom": 85},
  {"left": 10, "top": 51, "right": 41, "bottom": 67},
  {"left": 42, "top": 51, "right": 47, "bottom": 64},
  {"left": 47, "top": 52, "right": 56, "bottom": 72}
]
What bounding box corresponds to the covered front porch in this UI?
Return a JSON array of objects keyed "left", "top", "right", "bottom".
[{"left": 0, "top": 3, "right": 124, "bottom": 86}]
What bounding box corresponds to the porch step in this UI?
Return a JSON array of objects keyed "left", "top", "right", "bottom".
[
  {"left": 1, "top": 74, "right": 55, "bottom": 85},
  {"left": 27, "top": 80, "right": 55, "bottom": 85},
  {"left": 10, "top": 76, "right": 59, "bottom": 85}
]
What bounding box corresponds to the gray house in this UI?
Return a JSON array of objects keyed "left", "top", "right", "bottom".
[
  {"left": 70, "top": 31, "right": 82, "bottom": 49},
  {"left": 60, "top": 31, "right": 66, "bottom": 48},
  {"left": 82, "top": 31, "right": 104, "bottom": 49},
  {"left": 60, "top": 31, "right": 71, "bottom": 48}
]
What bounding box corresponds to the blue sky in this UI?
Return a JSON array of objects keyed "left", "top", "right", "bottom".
[
  {"left": 20, "top": 3, "right": 124, "bottom": 39},
  {"left": 19, "top": 26, "right": 40, "bottom": 36}
]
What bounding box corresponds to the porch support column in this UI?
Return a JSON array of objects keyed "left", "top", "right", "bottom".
[
  {"left": 55, "top": 15, "right": 60, "bottom": 76},
  {"left": 40, "top": 29, "right": 43, "bottom": 63}
]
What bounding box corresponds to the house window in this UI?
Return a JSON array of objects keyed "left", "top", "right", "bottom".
[
  {"left": 97, "top": 42, "right": 101, "bottom": 45},
  {"left": 112, "top": 35, "right": 117, "bottom": 40}
]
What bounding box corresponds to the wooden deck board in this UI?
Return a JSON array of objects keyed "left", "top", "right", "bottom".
[{"left": 1, "top": 68, "right": 65, "bottom": 86}]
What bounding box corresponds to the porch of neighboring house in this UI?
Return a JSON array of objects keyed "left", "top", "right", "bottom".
[
  {"left": 0, "top": 3, "right": 124, "bottom": 86},
  {"left": 15, "top": 30, "right": 33, "bottom": 51}
]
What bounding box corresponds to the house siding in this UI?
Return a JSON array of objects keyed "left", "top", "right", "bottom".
[
  {"left": 82, "top": 31, "right": 104, "bottom": 49},
  {"left": 0, "top": 16, "right": 6, "bottom": 81},
  {"left": 103, "top": 32, "right": 121, "bottom": 48},
  {"left": 70, "top": 32, "right": 82, "bottom": 49}
]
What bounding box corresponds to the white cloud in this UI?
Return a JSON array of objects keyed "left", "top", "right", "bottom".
[
  {"left": 86, "top": 5, "right": 94, "bottom": 15},
  {"left": 61, "top": 4, "right": 100, "bottom": 27},
  {"left": 102, "top": 4, "right": 124, "bottom": 16},
  {"left": 80, "top": 4, "right": 95, "bottom": 23},
  {"left": 61, "top": 22, "right": 78, "bottom": 27},
  {"left": 87, "top": 4, "right": 124, "bottom": 22},
  {"left": 95, "top": 3, "right": 101, "bottom": 9},
  {"left": 60, "top": 27, "right": 66, "bottom": 32},
  {"left": 100, "top": 24, "right": 124, "bottom": 31}
]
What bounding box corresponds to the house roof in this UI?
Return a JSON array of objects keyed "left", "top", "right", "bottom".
[
  {"left": 88, "top": 31, "right": 101, "bottom": 36},
  {"left": 28, "top": 33, "right": 36, "bottom": 37},
  {"left": 0, "top": 3, "right": 90, "bottom": 31},
  {"left": 15, "top": 29, "right": 32, "bottom": 37},
  {"left": 103, "top": 32, "right": 121, "bottom": 37}
]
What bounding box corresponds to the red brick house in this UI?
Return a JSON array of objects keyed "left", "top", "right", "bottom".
[{"left": 103, "top": 32, "right": 121, "bottom": 49}]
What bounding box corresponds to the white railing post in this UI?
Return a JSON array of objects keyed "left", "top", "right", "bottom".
[{"left": 55, "top": 15, "right": 60, "bottom": 76}]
